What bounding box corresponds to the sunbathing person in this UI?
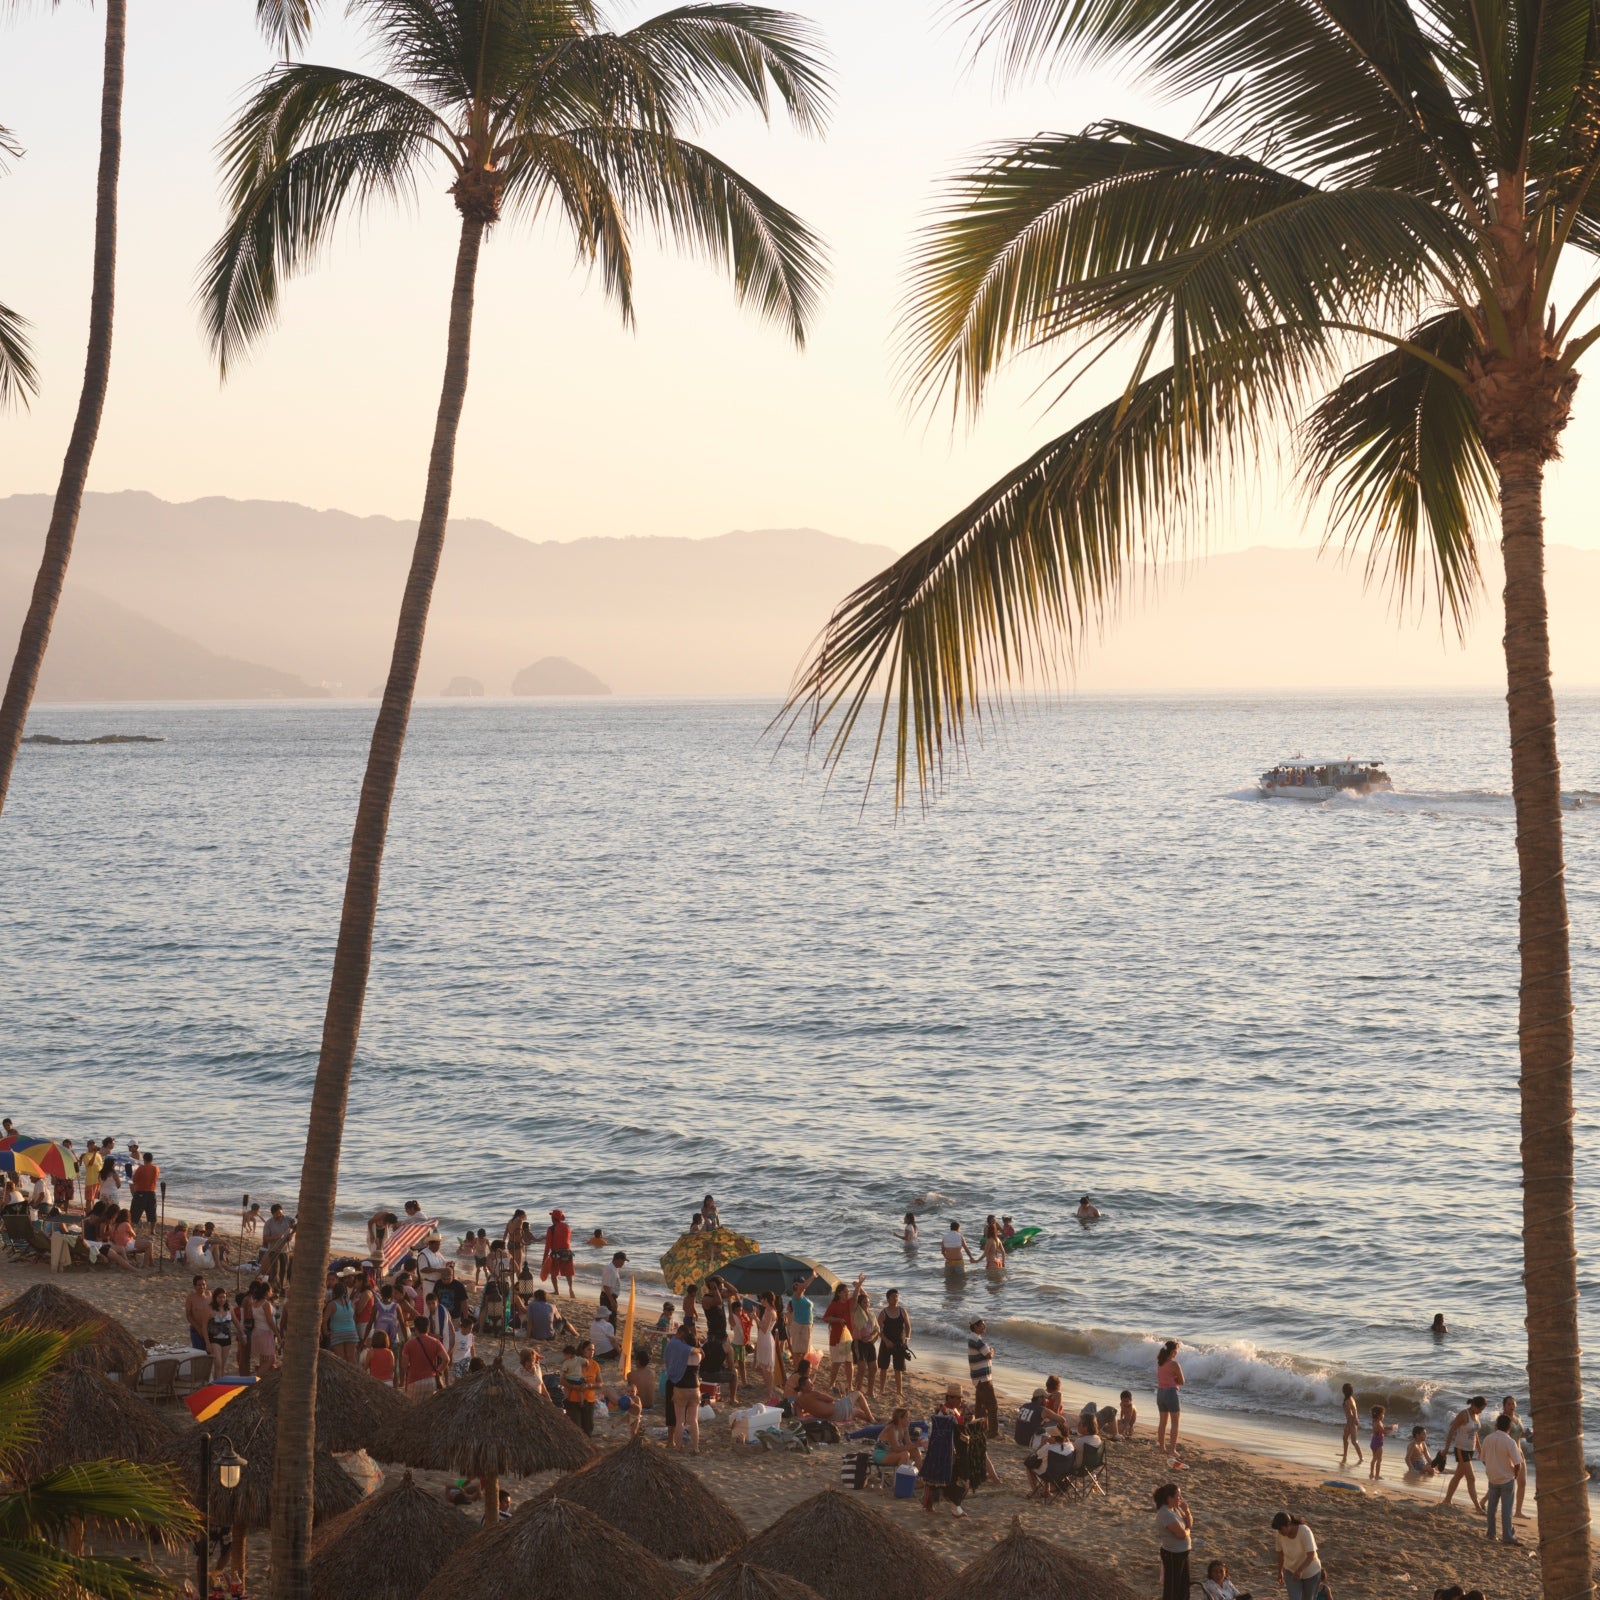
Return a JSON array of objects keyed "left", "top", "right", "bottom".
[{"left": 792, "top": 1368, "right": 875, "bottom": 1425}]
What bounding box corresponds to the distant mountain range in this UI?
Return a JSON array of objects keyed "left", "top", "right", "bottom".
[{"left": 2, "top": 491, "right": 1599, "bottom": 699}]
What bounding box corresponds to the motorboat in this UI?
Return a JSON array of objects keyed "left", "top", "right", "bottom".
[{"left": 1259, "top": 757, "right": 1391, "bottom": 800}]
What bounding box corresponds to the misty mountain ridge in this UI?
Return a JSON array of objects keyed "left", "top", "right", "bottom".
[{"left": 3, "top": 490, "right": 1599, "bottom": 700}]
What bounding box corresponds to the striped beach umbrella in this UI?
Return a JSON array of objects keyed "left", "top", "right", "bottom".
[
  {"left": 0, "top": 1148, "right": 44, "bottom": 1177},
  {"left": 16, "top": 1142, "right": 77, "bottom": 1180}
]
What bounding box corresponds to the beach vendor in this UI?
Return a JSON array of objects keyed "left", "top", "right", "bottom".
[{"left": 539, "top": 1210, "right": 577, "bottom": 1298}]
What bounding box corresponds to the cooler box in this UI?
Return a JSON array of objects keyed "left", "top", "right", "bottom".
[
  {"left": 730, "top": 1405, "right": 783, "bottom": 1444},
  {"left": 893, "top": 1465, "right": 918, "bottom": 1499}
]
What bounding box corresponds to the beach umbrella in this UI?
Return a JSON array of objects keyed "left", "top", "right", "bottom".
[
  {"left": 0, "top": 1147, "right": 44, "bottom": 1176},
  {"left": 0, "top": 1284, "right": 145, "bottom": 1375},
  {"left": 0, "top": 1130, "right": 27, "bottom": 1151},
  {"left": 659, "top": 1229, "right": 761, "bottom": 1293},
  {"left": 372, "top": 1360, "right": 593, "bottom": 1529},
  {"left": 15, "top": 1140, "right": 77, "bottom": 1180},
  {"left": 931, "top": 1518, "right": 1141, "bottom": 1600},
  {"left": 714, "top": 1253, "right": 841, "bottom": 1302},
  {"left": 683, "top": 1564, "right": 827, "bottom": 1600},
  {"left": 740, "top": 1489, "right": 955, "bottom": 1600},
  {"left": 416, "top": 1496, "right": 686, "bottom": 1600},
  {"left": 538, "top": 1434, "right": 748, "bottom": 1561},
  {"left": 308, "top": 1471, "right": 476, "bottom": 1600},
  {"left": 247, "top": 1349, "right": 411, "bottom": 1452},
  {"left": 20, "top": 1363, "right": 177, "bottom": 1476}
]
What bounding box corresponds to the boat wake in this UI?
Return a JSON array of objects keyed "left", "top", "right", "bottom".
[{"left": 1228, "top": 786, "right": 1599, "bottom": 813}]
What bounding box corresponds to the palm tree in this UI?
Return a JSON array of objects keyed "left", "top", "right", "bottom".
[
  {"left": 0, "top": 124, "right": 39, "bottom": 410},
  {"left": 199, "top": 4, "right": 827, "bottom": 1594},
  {"left": 783, "top": 1, "right": 1592, "bottom": 1593},
  {"left": 0, "top": 0, "right": 313, "bottom": 816},
  {"left": 0, "top": 1324, "right": 198, "bottom": 1599}
]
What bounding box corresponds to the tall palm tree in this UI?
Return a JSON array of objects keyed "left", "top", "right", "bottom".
[
  {"left": 0, "top": 1324, "right": 198, "bottom": 1599},
  {"left": 0, "top": 124, "right": 40, "bottom": 410},
  {"left": 0, "top": 0, "right": 313, "bottom": 815},
  {"left": 199, "top": 4, "right": 828, "bottom": 1594},
  {"left": 784, "top": 1, "right": 1592, "bottom": 1593}
]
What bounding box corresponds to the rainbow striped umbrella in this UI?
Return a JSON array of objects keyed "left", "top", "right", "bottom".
[
  {"left": 0, "top": 1148, "right": 44, "bottom": 1177},
  {"left": 16, "top": 1142, "right": 77, "bottom": 1180},
  {"left": 185, "top": 1375, "right": 256, "bottom": 1423}
]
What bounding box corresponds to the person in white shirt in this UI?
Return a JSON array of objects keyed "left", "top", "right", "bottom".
[
  {"left": 1442, "top": 1396, "right": 1488, "bottom": 1512},
  {"left": 590, "top": 1313, "right": 620, "bottom": 1362},
  {"left": 452, "top": 1317, "right": 476, "bottom": 1376},
  {"left": 187, "top": 1233, "right": 217, "bottom": 1270},
  {"left": 1479, "top": 1414, "right": 1526, "bottom": 1543},
  {"left": 1200, "top": 1559, "right": 1251, "bottom": 1600},
  {"left": 1271, "top": 1512, "right": 1322, "bottom": 1600},
  {"left": 599, "top": 1252, "right": 626, "bottom": 1318},
  {"left": 416, "top": 1238, "right": 448, "bottom": 1279},
  {"left": 940, "top": 1221, "right": 978, "bottom": 1269}
]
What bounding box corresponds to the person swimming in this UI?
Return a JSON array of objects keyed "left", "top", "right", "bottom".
[{"left": 1076, "top": 1195, "right": 1102, "bottom": 1222}]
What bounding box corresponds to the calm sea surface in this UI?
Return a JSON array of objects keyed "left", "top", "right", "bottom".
[{"left": 4, "top": 694, "right": 1598, "bottom": 1449}]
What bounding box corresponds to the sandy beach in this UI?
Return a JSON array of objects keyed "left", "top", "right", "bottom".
[{"left": 0, "top": 1205, "right": 1548, "bottom": 1600}]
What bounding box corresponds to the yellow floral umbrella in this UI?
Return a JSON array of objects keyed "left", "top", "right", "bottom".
[{"left": 658, "top": 1229, "right": 760, "bottom": 1293}]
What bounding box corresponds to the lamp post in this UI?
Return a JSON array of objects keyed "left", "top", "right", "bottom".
[{"left": 195, "top": 1431, "right": 247, "bottom": 1599}]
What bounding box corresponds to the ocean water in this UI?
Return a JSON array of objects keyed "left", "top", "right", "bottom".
[{"left": 3, "top": 693, "right": 1598, "bottom": 1453}]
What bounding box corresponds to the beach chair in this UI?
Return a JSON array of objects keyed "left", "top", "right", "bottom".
[
  {"left": 1057, "top": 1440, "right": 1112, "bottom": 1500},
  {"left": 136, "top": 1358, "right": 181, "bottom": 1406},
  {"left": 175, "top": 1353, "right": 213, "bottom": 1395},
  {"left": 2, "top": 1213, "right": 39, "bottom": 1259}
]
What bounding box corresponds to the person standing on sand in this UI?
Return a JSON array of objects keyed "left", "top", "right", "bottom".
[
  {"left": 876, "top": 1288, "right": 912, "bottom": 1398},
  {"left": 754, "top": 1291, "right": 779, "bottom": 1391},
  {"left": 1340, "top": 1382, "right": 1364, "bottom": 1466},
  {"left": 599, "top": 1251, "right": 626, "bottom": 1320},
  {"left": 185, "top": 1275, "right": 212, "bottom": 1353},
  {"left": 1154, "top": 1483, "right": 1193, "bottom": 1600},
  {"left": 1496, "top": 1396, "right": 1531, "bottom": 1517},
  {"left": 1156, "top": 1340, "right": 1186, "bottom": 1465},
  {"left": 540, "top": 1210, "right": 576, "bottom": 1298},
  {"left": 967, "top": 1318, "right": 999, "bottom": 1438},
  {"left": 1442, "top": 1396, "right": 1488, "bottom": 1512},
  {"left": 506, "top": 1210, "right": 531, "bottom": 1274},
  {"left": 1479, "top": 1413, "right": 1526, "bottom": 1543},
  {"left": 941, "top": 1221, "right": 979, "bottom": 1271},
  {"left": 1271, "top": 1512, "right": 1323, "bottom": 1600},
  {"left": 129, "top": 1152, "right": 159, "bottom": 1231},
  {"left": 205, "top": 1288, "right": 235, "bottom": 1376},
  {"left": 787, "top": 1273, "right": 817, "bottom": 1361},
  {"left": 823, "top": 1280, "right": 857, "bottom": 1388}
]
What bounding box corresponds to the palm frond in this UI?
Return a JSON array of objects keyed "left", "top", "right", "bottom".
[
  {"left": 0, "top": 1328, "right": 62, "bottom": 1466},
  {"left": 0, "top": 298, "right": 38, "bottom": 409},
  {"left": 0, "top": 1540, "right": 180, "bottom": 1600},
  {"left": 780, "top": 325, "right": 1332, "bottom": 801},
  {"left": 561, "top": 126, "right": 827, "bottom": 344},
  {"left": 958, "top": 0, "right": 1482, "bottom": 202},
  {"left": 0, "top": 1459, "right": 197, "bottom": 1545},
  {"left": 1302, "top": 309, "right": 1491, "bottom": 628},
  {"left": 200, "top": 65, "right": 449, "bottom": 372},
  {"left": 0, "top": 122, "right": 20, "bottom": 166},
  {"left": 256, "top": 0, "right": 317, "bottom": 54}
]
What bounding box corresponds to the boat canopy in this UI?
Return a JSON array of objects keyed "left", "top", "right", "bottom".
[{"left": 1272, "top": 758, "right": 1384, "bottom": 769}]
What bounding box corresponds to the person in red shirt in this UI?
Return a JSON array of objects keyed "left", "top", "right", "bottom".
[
  {"left": 540, "top": 1209, "right": 576, "bottom": 1299},
  {"left": 129, "top": 1155, "right": 160, "bottom": 1229},
  {"left": 823, "top": 1277, "right": 862, "bottom": 1389},
  {"left": 399, "top": 1315, "right": 449, "bottom": 1400}
]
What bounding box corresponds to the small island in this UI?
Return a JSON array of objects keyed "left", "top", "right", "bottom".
[
  {"left": 440, "top": 676, "right": 485, "bottom": 697},
  {"left": 22, "top": 733, "right": 165, "bottom": 745},
  {"left": 512, "top": 656, "right": 610, "bottom": 696}
]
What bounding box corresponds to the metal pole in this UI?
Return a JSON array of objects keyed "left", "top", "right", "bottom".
[
  {"left": 196, "top": 1429, "right": 211, "bottom": 1600},
  {"left": 158, "top": 1181, "right": 166, "bottom": 1276}
]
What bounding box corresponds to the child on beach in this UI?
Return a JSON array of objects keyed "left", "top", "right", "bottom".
[
  {"left": 1119, "top": 1390, "right": 1138, "bottom": 1439},
  {"left": 472, "top": 1229, "right": 489, "bottom": 1284},
  {"left": 240, "top": 1200, "right": 261, "bottom": 1240},
  {"left": 1043, "top": 1375, "right": 1064, "bottom": 1418},
  {"left": 1368, "top": 1404, "right": 1397, "bottom": 1479},
  {"left": 1405, "top": 1424, "right": 1438, "bottom": 1477},
  {"left": 1340, "top": 1383, "right": 1364, "bottom": 1466}
]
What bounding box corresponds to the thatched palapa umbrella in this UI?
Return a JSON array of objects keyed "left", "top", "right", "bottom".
[
  {"left": 539, "top": 1434, "right": 747, "bottom": 1561},
  {"left": 309, "top": 1471, "right": 475, "bottom": 1600},
  {"left": 683, "top": 1563, "right": 828, "bottom": 1600},
  {"left": 167, "top": 1395, "right": 364, "bottom": 1572},
  {"left": 373, "top": 1360, "right": 593, "bottom": 1529},
  {"left": 20, "top": 1363, "right": 176, "bottom": 1475},
  {"left": 249, "top": 1348, "right": 411, "bottom": 1451},
  {"left": 416, "top": 1497, "right": 685, "bottom": 1600},
  {"left": 740, "top": 1489, "right": 956, "bottom": 1600},
  {"left": 0, "top": 1284, "right": 144, "bottom": 1374},
  {"left": 932, "top": 1518, "right": 1141, "bottom": 1600}
]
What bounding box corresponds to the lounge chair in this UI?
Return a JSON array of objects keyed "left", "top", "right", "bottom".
[{"left": 2, "top": 1213, "right": 40, "bottom": 1260}]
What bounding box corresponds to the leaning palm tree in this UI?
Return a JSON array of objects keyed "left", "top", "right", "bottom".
[
  {"left": 0, "top": 0, "right": 314, "bottom": 815},
  {"left": 0, "top": 123, "right": 39, "bottom": 410},
  {"left": 784, "top": 2, "right": 1592, "bottom": 1595},
  {"left": 0, "top": 1323, "right": 198, "bottom": 1599},
  {"left": 198, "top": 4, "right": 827, "bottom": 1595}
]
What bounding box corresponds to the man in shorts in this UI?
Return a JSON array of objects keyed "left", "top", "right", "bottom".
[
  {"left": 129, "top": 1152, "right": 160, "bottom": 1229},
  {"left": 876, "top": 1287, "right": 912, "bottom": 1397},
  {"left": 788, "top": 1273, "right": 817, "bottom": 1360}
]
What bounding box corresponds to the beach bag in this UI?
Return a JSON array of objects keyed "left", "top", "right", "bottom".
[
  {"left": 840, "top": 1452, "right": 871, "bottom": 1489},
  {"left": 1432, "top": 1450, "right": 1448, "bottom": 1472},
  {"left": 1013, "top": 1401, "right": 1043, "bottom": 1445},
  {"left": 801, "top": 1418, "right": 841, "bottom": 1445}
]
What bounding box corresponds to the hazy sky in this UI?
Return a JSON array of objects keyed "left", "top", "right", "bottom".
[{"left": 4, "top": 0, "right": 1600, "bottom": 559}]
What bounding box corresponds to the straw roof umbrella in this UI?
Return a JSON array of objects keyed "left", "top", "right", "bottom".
[
  {"left": 308, "top": 1471, "right": 476, "bottom": 1600},
  {"left": 682, "top": 1563, "right": 828, "bottom": 1600},
  {"left": 373, "top": 1360, "right": 593, "bottom": 1529},
  {"left": 20, "top": 1363, "right": 176, "bottom": 1475},
  {"left": 167, "top": 1396, "right": 364, "bottom": 1573},
  {"left": 740, "top": 1489, "right": 956, "bottom": 1600},
  {"left": 932, "top": 1519, "right": 1141, "bottom": 1600},
  {"left": 0, "top": 1283, "right": 144, "bottom": 1374},
  {"left": 416, "top": 1496, "right": 685, "bottom": 1600},
  {"left": 249, "top": 1348, "right": 411, "bottom": 1451},
  {"left": 538, "top": 1434, "right": 747, "bottom": 1561}
]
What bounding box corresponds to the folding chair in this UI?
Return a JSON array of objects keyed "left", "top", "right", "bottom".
[
  {"left": 2, "top": 1214, "right": 39, "bottom": 1260},
  {"left": 1061, "top": 1440, "right": 1112, "bottom": 1500}
]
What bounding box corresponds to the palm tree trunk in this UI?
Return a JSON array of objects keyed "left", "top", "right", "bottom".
[
  {"left": 268, "top": 211, "right": 487, "bottom": 1600},
  {"left": 0, "top": 0, "right": 124, "bottom": 814},
  {"left": 1497, "top": 452, "right": 1592, "bottom": 1600}
]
